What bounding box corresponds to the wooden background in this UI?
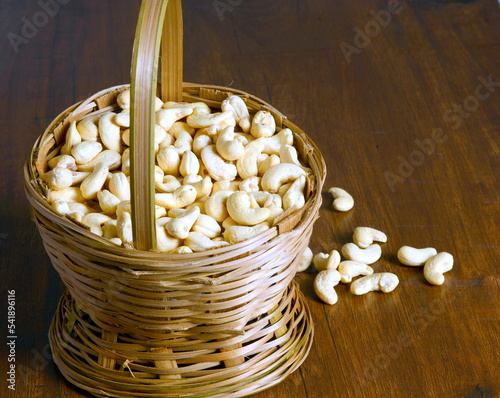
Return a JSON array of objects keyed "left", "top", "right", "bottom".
[{"left": 1, "top": 0, "right": 498, "bottom": 397}]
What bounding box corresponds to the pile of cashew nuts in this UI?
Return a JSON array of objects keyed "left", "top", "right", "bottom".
[
  {"left": 298, "top": 188, "right": 454, "bottom": 305},
  {"left": 40, "top": 90, "right": 312, "bottom": 252}
]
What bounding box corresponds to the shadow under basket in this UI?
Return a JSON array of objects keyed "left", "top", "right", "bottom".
[{"left": 24, "top": 81, "right": 326, "bottom": 398}]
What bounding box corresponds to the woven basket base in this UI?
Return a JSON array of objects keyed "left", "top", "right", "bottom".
[{"left": 49, "top": 281, "right": 313, "bottom": 398}]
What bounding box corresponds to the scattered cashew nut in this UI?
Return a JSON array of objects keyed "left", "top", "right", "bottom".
[
  {"left": 329, "top": 187, "right": 354, "bottom": 211},
  {"left": 423, "top": 252, "right": 454, "bottom": 285},
  {"left": 353, "top": 227, "right": 387, "bottom": 249},
  {"left": 350, "top": 273, "right": 399, "bottom": 295},
  {"left": 341, "top": 243, "right": 382, "bottom": 265},
  {"left": 314, "top": 269, "right": 342, "bottom": 305},
  {"left": 397, "top": 246, "right": 438, "bottom": 266}
]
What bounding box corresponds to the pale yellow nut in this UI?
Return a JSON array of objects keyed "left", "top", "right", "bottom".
[
  {"left": 353, "top": 227, "right": 387, "bottom": 249},
  {"left": 212, "top": 180, "right": 240, "bottom": 194},
  {"left": 216, "top": 126, "right": 245, "bottom": 161},
  {"left": 338, "top": 261, "right": 374, "bottom": 283},
  {"left": 239, "top": 176, "right": 261, "bottom": 193},
  {"left": 248, "top": 191, "right": 283, "bottom": 224},
  {"left": 60, "top": 121, "right": 82, "bottom": 155},
  {"left": 279, "top": 145, "right": 310, "bottom": 172},
  {"left": 170, "top": 246, "right": 193, "bottom": 254},
  {"left": 192, "top": 134, "right": 213, "bottom": 158},
  {"left": 236, "top": 139, "right": 265, "bottom": 180},
  {"left": 184, "top": 176, "right": 213, "bottom": 199},
  {"left": 297, "top": 247, "right": 313, "bottom": 272},
  {"left": 222, "top": 222, "right": 270, "bottom": 244},
  {"left": 201, "top": 145, "right": 237, "bottom": 181},
  {"left": 187, "top": 109, "right": 235, "bottom": 129},
  {"left": 117, "top": 89, "right": 131, "bottom": 110},
  {"left": 67, "top": 202, "right": 94, "bottom": 216},
  {"left": 77, "top": 150, "right": 121, "bottom": 172},
  {"left": 115, "top": 110, "right": 130, "bottom": 128},
  {"left": 397, "top": 246, "right": 437, "bottom": 266},
  {"left": 221, "top": 95, "right": 251, "bottom": 133},
  {"left": 40, "top": 167, "right": 89, "bottom": 190},
  {"left": 163, "top": 101, "right": 210, "bottom": 114},
  {"left": 80, "top": 162, "right": 109, "bottom": 200},
  {"left": 155, "top": 217, "right": 181, "bottom": 253},
  {"left": 116, "top": 211, "right": 134, "bottom": 247},
  {"left": 314, "top": 269, "right": 342, "bottom": 305},
  {"left": 179, "top": 150, "right": 200, "bottom": 177},
  {"left": 192, "top": 214, "right": 221, "bottom": 239},
  {"left": 227, "top": 191, "right": 271, "bottom": 226},
  {"left": 185, "top": 232, "right": 229, "bottom": 252},
  {"left": 47, "top": 187, "right": 84, "bottom": 204},
  {"left": 165, "top": 206, "right": 200, "bottom": 240},
  {"left": 205, "top": 190, "right": 233, "bottom": 222},
  {"left": 423, "top": 252, "right": 454, "bottom": 285},
  {"left": 99, "top": 112, "right": 122, "bottom": 153},
  {"left": 329, "top": 187, "right": 354, "bottom": 211},
  {"left": 116, "top": 200, "right": 166, "bottom": 220},
  {"left": 108, "top": 172, "right": 130, "bottom": 202},
  {"left": 157, "top": 146, "right": 180, "bottom": 175},
  {"left": 173, "top": 131, "right": 193, "bottom": 154},
  {"left": 76, "top": 115, "right": 100, "bottom": 141},
  {"left": 102, "top": 220, "right": 118, "bottom": 240},
  {"left": 282, "top": 175, "right": 306, "bottom": 211},
  {"left": 71, "top": 141, "right": 103, "bottom": 165},
  {"left": 341, "top": 243, "right": 382, "bottom": 265},
  {"left": 169, "top": 121, "right": 195, "bottom": 138},
  {"left": 350, "top": 273, "right": 399, "bottom": 295},
  {"left": 47, "top": 155, "right": 77, "bottom": 170},
  {"left": 250, "top": 110, "right": 276, "bottom": 138},
  {"left": 81, "top": 213, "right": 112, "bottom": 237},
  {"left": 313, "top": 250, "right": 341, "bottom": 272},
  {"left": 257, "top": 154, "right": 280, "bottom": 176},
  {"left": 155, "top": 185, "right": 197, "bottom": 209},
  {"left": 261, "top": 163, "right": 308, "bottom": 194},
  {"left": 51, "top": 199, "right": 71, "bottom": 216},
  {"left": 261, "top": 128, "right": 293, "bottom": 155},
  {"left": 156, "top": 107, "right": 193, "bottom": 131},
  {"left": 97, "top": 190, "right": 121, "bottom": 215}
]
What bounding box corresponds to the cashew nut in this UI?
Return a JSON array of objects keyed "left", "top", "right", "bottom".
[
  {"left": 222, "top": 222, "right": 270, "bottom": 244},
  {"left": 116, "top": 211, "right": 134, "bottom": 248},
  {"left": 212, "top": 180, "right": 240, "bottom": 194},
  {"left": 313, "top": 250, "right": 341, "bottom": 271},
  {"left": 47, "top": 187, "right": 84, "bottom": 204},
  {"left": 173, "top": 131, "right": 193, "bottom": 154},
  {"left": 261, "top": 128, "right": 293, "bottom": 155},
  {"left": 249, "top": 191, "right": 283, "bottom": 223},
  {"left": 154, "top": 166, "right": 181, "bottom": 193},
  {"left": 80, "top": 162, "right": 109, "bottom": 199},
  {"left": 239, "top": 176, "right": 261, "bottom": 193},
  {"left": 350, "top": 273, "right": 399, "bottom": 295},
  {"left": 184, "top": 175, "right": 213, "bottom": 199},
  {"left": 179, "top": 150, "right": 200, "bottom": 177},
  {"left": 282, "top": 175, "right": 306, "bottom": 211},
  {"left": 155, "top": 217, "right": 181, "bottom": 252},
  {"left": 338, "top": 261, "right": 374, "bottom": 283},
  {"left": 165, "top": 206, "right": 200, "bottom": 239},
  {"left": 279, "top": 145, "right": 310, "bottom": 172},
  {"left": 250, "top": 110, "right": 276, "bottom": 138},
  {"left": 397, "top": 246, "right": 438, "bottom": 266},
  {"left": 185, "top": 232, "right": 229, "bottom": 252},
  {"left": 97, "top": 190, "right": 121, "bottom": 215},
  {"left": 108, "top": 172, "right": 130, "bottom": 201},
  {"left": 71, "top": 141, "right": 103, "bottom": 165},
  {"left": 329, "top": 187, "right": 354, "bottom": 212},
  {"left": 156, "top": 107, "right": 194, "bottom": 131},
  {"left": 99, "top": 112, "right": 122, "bottom": 153},
  {"left": 221, "top": 95, "right": 251, "bottom": 133},
  {"left": 226, "top": 191, "right": 271, "bottom": 226},
  {"left": 115, "top": 110, "right": 130, "bottom": 128},
  {"left": 297, "top": 247, "right": 314, "bottom": 272},
  {"left": 117, "top": 89, "right": 131, "bottom": 110},
  {"left": 192, "top": 214, "right": 221, "bottom": 239},
  {"left": 157, "top": 146, "right": 181, "bottom": 176},
  {"left": 81, "top": 213, "right": 112, "bottom": 237},
  {"left": 216, "top": 126, "right": 245, "bottom": 161},
  {"left": 77, "top": 150, "right": 121, "bottom": 172},
  {"left": 257, "top": 154, "right": 280, "bottom": 176},
  {"left": 116, "top": 200, "right": 166, "bottom": 220},
  {"left": 314, "top": 269, "right": 342, "bottom": 305},
  {"left": 61, "top": 121, "right": 81, "bottom": 155},
  {"left": 201, "top": 145, "right": 237, "bottom": 181},
  {"left": 192, "top": 134, "right": 213, "bottom": 158},
  {"left": 47, "top": 155, "right": 77, "bottom": 170},
  {"left": 236, "top": 139, "right": 265, "bottom": 180},
  {"left": 423, "top": 252, "right": 454, "bottom": 285},
  {"left": 261, "top": 163, "right": 308, "bottom": 194},
  {"left": 155, "top": 185, "right": 197, "bottom": 209},
  {"left": 342, "top": 243, "right": 382, "bottom": 265},
  {"left": 102, "top": 220, "right": 118, "bottom": 240},
  {"left": 76, "top": 115, "right": 100, "bottom": 141},
  {"left": 205, "top": 190, "right": 233, "bottom": 222},
  {"left": 40, "top": 167, "right": 89, "bottom": 190},
  {"left": 187, "top": 109, "right": 234, "bottom": 129},
  {"left": 170, "top": 246, "right": 193, "bottom": 254},
  {"left": 353, "top": 227, "right": 387, "bottom": 249}
]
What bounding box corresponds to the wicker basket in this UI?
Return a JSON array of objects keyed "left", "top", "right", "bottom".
[{"left": 24, "top": 1, "right": 326, "bottom": 397}]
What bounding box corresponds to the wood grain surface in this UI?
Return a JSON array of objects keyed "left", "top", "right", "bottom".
[{"left": 1, "top": 0, "right": 499, "bottom": 397}]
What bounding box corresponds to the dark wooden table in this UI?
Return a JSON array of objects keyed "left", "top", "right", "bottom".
[{"left": 1, "top": 0, "right": 499, "bottom": 397}]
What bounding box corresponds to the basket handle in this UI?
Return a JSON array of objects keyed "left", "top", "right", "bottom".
[{"left": 129, "top": 0, "right": 183, "bottom": 251}]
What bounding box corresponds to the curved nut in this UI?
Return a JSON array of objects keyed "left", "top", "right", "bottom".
[
  {"left": 279, "top": 145, "right": 310, "bottom": 172},
  {"left": 201, "top": 145, "right": 237, "bottom": 181},
  {"left": 261, "top": 128, "right": 293, "bottom": 155},
  {"left": 61, "top": 121, "right": 82, "bottom": 155},
  {"left": 257, "top": 154, "right": 280, "bottom": 176},
  {"left": 239, "top": 176, "right": 261, "bottom": 192},
  {"left": 116, "top": 211, "right": 134, "bottom": 247},
  {"left": 283, "top": 174, "right": 306, "bottom": 211},
  {"left": 99, "top": 112, "right": 122, "bottom": 153},
  {"left": 314, "top": 269, "right": 342, "bottom": 305},
  {"left": 97, "top": 190, "right": 121, "bottom": 215},
  {"left": 184, "top": 175, "right": 213, "bottom": 199},
  {"left": 117, "top": 89, "right": 131, "bottom": 110},
  {"left": 154, "top": 167, "right": 181, "bottom": 193},
  {"left": 398, "top": 246, "right": 438, "bottom": 266},
  {"left": 171, "top": 245, "right": 193, "bottom": 254},
  {"left": 205, "top": 190, "right": 233, "bottom": 222},
  {"left": 102, "top": 220, "right": 118, "bottom": 240},
  {"left": 226, "top": 191, "right": 271, "bottom": 226},
  {"left": 155, "top": 217, "right": 181, "bottom": 253},
  {"left": 165, "top": 206, "right": 200, "bottom": 239},
  {"left": 80, "top": 162, "right": 109, "bottom": 199},
  {"left": 216, "top": 126, "right": 245, "bottom": 161},
  {"left": 115, "top": 110, "right": 130, "bottom": 128},
  {"left": 192, "top": 134, "right": 213, "bottom": 158},
  {"left": 185, "top": 231, "right": 229, "bottom": 252},
  {"left": 236, "top": 139, "right": 265, "bottom": 180},
  {"left": 187, "top": 109, "right": 234, "bottom": 129},
  {"left": 250, "top": 110, "right": 276, "bottom": 138},
  {"left": 157, "top": 146, "right": 181, "bottom": 175},
  {"left": 71, "top": 141, "right": 103, "bottom": 165},
  {"left": 192, "top": 214, "right": 221, "bottom": 239},
  {"left": 261, "top": 163, "right": 308, "bottom": 194},
  {"left": 329, "top": 187, "right": 354, "bottom": 212},
  {"left": 40, "top": 167, "right": 89, "bottom": 190},
  {"left": 212, "top": 180, "right": 240, "bottom": 194},
  {"left": 163, "top": 101, "right": 210, "bottom": 114},
  {"left": 173, "top": 131, "right": 193, "bottom": 154},
  {"left": 48, "top": 155, "right": 77, "bottom": 170},
  {"left": 297, "top": 247, "right": 313, "bottom": 272},
  {"left": 338, "top": 261, "right": 374, "bottom": 283},
  {"left": 350, "top": 273, "right": 399, "bottom": 295},
  {"left": 313, "top": 250, "right": 341, "bottom": 271},
  {"left": 156, "top": 107, "right": 193, "bottom": 131},
  {"left": 179, "top": 150, "right": 200, "bottom": 177},
  {"left": 47, "top": 187, "right": 84, "bottom": 204},
  {"left": 76, "top": 115, "right": 100, "bottom": 141},
  {"left": 77, "top": 150, "right": 121, "bottom": 172},
  {"left": 423, "top": 252, "right": 454, "bottom": 285},
  {"left": 82, "top": 213, "right": 112, "bottom": 237},
  {"left": 116, "top": 200, "right": 166, "bottom": 220},
  {"left": 108, "top": 172, "right": 130, "bottom": 201},
  {"left": 249, "top": 191, "right": 283, "bottom": 223},
  {"left": 51, "top": 199, "right": 71, "bottom": 216},
  {"left": 155, "top": 185, "right": 197, "bottom": 209},
  {"left": 221, "top": 95, "right": 251, "bottom": 133},
  {"left": 341, "top": 243, "right": 382, "bottom": 265},
  {"left": 169, "top": 121, "right": 195, "bottom": 138},
  {"left": 222, "top": 222, "right": 270, "bottom": 244},
  {"left": 353, "top": 227, "right": 387, "bottom": 249}
]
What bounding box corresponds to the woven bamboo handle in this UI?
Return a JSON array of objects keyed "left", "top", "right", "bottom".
[{"left": 130, "top": 0, "right": 183, "bottom": 251}]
